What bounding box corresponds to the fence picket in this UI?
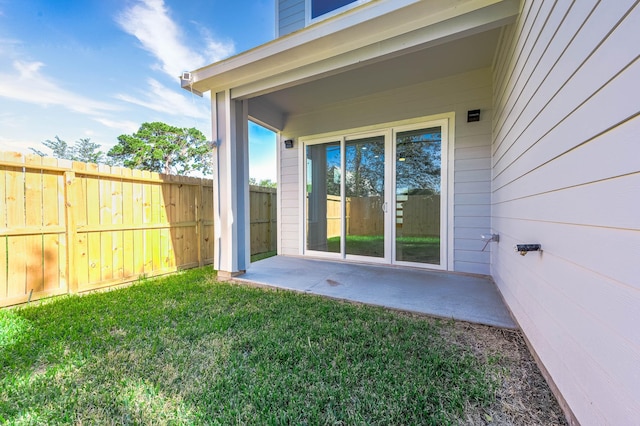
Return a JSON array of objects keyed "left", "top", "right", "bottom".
[
  {"left": 197, "top": 183, "right": 204, "bottom": 266},
  {"left": 0, "top": 157, "right": 6, "bottom": 299},
  {"left": 43, "top": 156, "right": 64, "bottom": 291},
  {"left": 72, "top": 161, "right": 88, "bottom": 289},
  {"left": 4, "top": 152, "right": 26, "bottom": 300},
  {"left": 98, "top": 164, "right": 113, "bottom": 282},
  {"left": 24, "top": 155, "right": 44, "bottom": 294},
  {"left": 0, "top": 151, "right": 277, "bottom": 307},
  {"left": 168, "top": 180, "right": 179, "bottom": 269},
  {"left": 150, "top": 178, "right": 161, "bottom": 273},
  {"left": 201, "top": 185, "right": 215, "bottom": 264},
  {"left": 110, "top": 167, "right": 124, "bottom": 281},
  {"left": 64, "top": 171, "right": 79, "bottom": 293},
  {"left": 131, "top": 169, "right": 145, "bottom": 276},
  {"left": 86, "top": 162, "right": 102, "bottom": 286},
  {"left": 0, "top": 234, "right": 5, "bottom": 300},
  {"left": 121, "top": 167, "right": 134, "bottom": 278}
]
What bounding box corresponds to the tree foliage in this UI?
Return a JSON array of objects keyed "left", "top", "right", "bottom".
[
  {"left": 30, "top": 136, "right": 104, "bottom": 164},
  {"left": 345, "top": 139, "right": 385, "bottom": 197},
  {"left": 396, "top": 133, "right": 441, "bottom": 195},
  {"left": 73, "top": 138, "right": 104, "bottom": 164},
  {"left": 249, "top": 178, "right": 277, "bottom": 188},
  {"left": 320, "top": 130, "right": 441, "bottom": 198},
  {"left": 107, "top": 122, "right": 211, "bottom": 176}
]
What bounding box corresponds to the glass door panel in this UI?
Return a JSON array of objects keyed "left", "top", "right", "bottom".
[
  {"left": 306, "top": 142, "right": 341, "bottom": 253},
  {"left": 395, "top": 127, "right": 442, "bottom": 265},
  {"left": 345, "top": 136, "right": 385, "bottom": 258}
]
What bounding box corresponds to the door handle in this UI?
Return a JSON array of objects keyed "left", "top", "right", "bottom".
[{"left": 382, "top": 202, "right": 388, "bottom": 213}]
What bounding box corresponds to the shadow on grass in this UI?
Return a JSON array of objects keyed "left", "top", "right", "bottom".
[{"left": 0, "top": 266, "right": 497, "bottom": 424}]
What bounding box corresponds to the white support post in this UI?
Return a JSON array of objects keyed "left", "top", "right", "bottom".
[{"left": 212, "top": 90, "right": 250, "bottom": 279}]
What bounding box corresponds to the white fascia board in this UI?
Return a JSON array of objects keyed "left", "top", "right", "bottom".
[
  {"left": 185, "top": 0, "right": 519, "bottom": 96},
  {"left": 187, "top": 0, "right": 418, "bottom": 93},
  {"left": 233, "top": 2, "right": 517, "bottom": 100}
]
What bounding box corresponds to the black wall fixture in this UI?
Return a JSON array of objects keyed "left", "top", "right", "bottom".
[
  {"left": 467, "top": 109, "right": 481, "bottom": 122},
  {"left": 514, "top": 244, "right": 542, "bottom": 256}
]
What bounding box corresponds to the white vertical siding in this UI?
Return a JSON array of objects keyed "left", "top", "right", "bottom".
[
  {"left": 491, "top": 1, "right": 640, "bottom": 424},
  {"left": 280, "top": 68, "right": 494, "bottom": 274},
  {"left": 277, "top": 0, "right": 305, "bottom": 37},
  {"left": 278, "top": 142, "right": 300, "bottom": 255}
]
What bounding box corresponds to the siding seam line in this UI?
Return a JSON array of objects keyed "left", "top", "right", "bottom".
[
  {"left": 492, "top": 0, "right": 572, "bottom": 156},
  {"left": 493, "top": 0, "right": 602, "bottom": 164},
  {"left": 492, "top": 0, "right": 558, "bottom": 139},
  {"left": 493, "top": 0, "right": 637, "bottom": 171},
  {"left": 491, "top": 112, "right": 640, "bottom": 194}
]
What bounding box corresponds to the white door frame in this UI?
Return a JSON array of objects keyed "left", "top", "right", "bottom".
[
  {"left": 343, "top": 129, "right": 392, "bottom": 265},
  {"left": 391, "top": 118, "right": 449, "bottom": 271},
  {"left": 299, "top": 113, "right": 454, "bottom": 271}
]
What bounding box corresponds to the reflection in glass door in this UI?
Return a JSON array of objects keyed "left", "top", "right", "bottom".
[
  {"left": 304, "top": 119, "right": 447, "bottom": 268},
  {"left": 345, "top": 136, "right": 385, "bottom": 258},
  {"left": 306, "top": 142, "right": 341, "bottom": 253},
  {"left": 395, "top": 127, "right": 442, "bottom": 265}
]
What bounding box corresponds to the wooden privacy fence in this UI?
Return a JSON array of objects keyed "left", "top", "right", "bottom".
[
  {"left": 0, "top": 152, "right": 276, "bottom": 307},
  {"left": 326, "top": 195, "right": 440, "bottom": 238},
  {"left": 249, "top": 185, "right": 277, "bottom": 255}
]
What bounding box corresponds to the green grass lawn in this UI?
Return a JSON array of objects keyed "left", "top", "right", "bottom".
[
  {"left": 0, "top": 267, "right": 499, "bottom": 425},
  {"left": 396, "top": 235, "right": 440, "bottom": 264},
  {"left": 250, "top": 250, "right": 277, "bottom": 263},
  {"left": 327, "top": 235, "right": 440, "bottom": 263}
]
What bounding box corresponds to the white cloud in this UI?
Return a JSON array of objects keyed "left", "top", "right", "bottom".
[
  {"left": 0, "top": 136, "right": 36, "bottom": 155},
  {"left": 115, "top": 78, "right": 210, "bottom": 119},
  {"left": 116, "top": 0, "right": 234, "bottom": 79},
  {"left": 0, "top": 111, "right": 27, "bottom": 129},
  {"left": 0, "top": 37, "right": 21, "bottom": 56},
  {"left": 0, "top": 60, "right": 120, "bottom": 115},
  {"left": 93, "top": 117, "right": 140, "bottom": 134}
]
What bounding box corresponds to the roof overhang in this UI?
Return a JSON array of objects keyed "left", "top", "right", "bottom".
[
  {"left": 182, "top": 0, "right": 520, "bottom": 98},
  {"left": 181, "top": 0, "right": 520, "bottom": 132}
]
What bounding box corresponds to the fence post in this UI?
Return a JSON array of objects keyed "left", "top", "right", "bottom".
[
  {"left": 267, "top": 189, "right": 273, "bottom": 253},
  {"left": 197, "top": 181, "right": 203, "bottom": 267},
  {"left": 64, "top": 171, "right": 79, "bottom": 293}
]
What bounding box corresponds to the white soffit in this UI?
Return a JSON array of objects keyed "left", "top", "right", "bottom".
[
  {"left": 259, "top": 28, "right": 501, "bottom": 116},
  {"left": 184, "top": 0, "right": 520, "bottom": 96}
]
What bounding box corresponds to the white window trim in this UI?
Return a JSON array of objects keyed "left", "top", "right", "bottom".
[
  {"left": 391, "top": 119, "right": 449, "bottom": 271},
  {"left": 305, "top": 0, "right": 371, "bottom": 26},
  {"left": 298, "top": 112, "right": 455, "bottom": 271},
  {"left": 299, "top": 134, "right": 345, "bottom": 260}
]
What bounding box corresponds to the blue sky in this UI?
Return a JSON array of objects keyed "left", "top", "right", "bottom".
[{"left": 0, "top": 0, "right": 277, "bottom": 181}]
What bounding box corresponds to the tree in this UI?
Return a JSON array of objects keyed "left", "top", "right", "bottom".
[
  {"left": 396, "top": 133, "right": 441, "bottom": 195},
  {"left": 337, "top": 131, "right": 441, "bottom": 197},
  {"left": 30, "top": 136, "right": 70, "bottom": 159},
  {"left": 30, "top": 136, "right": 104, "bottom": 163},
  {"left": 73, "top": 138, "right": 104, "bottom": 164},
  {"left": 107, "top": 122, "right": 211, "bottom": 176},
  {"left": 249, "top": 178, "right": 277, "bottom": 188},
  {"left": 345, "top": 139, "right": 385, "bottom": 197}
]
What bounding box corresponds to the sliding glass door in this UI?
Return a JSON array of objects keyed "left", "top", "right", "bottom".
[
  {"left": 345, "top": 135, "right": 386, "bottom": 258},
  {"left": 395, "top": 127, "right": 443, "bottom": 265},
  {"left": 304, "top": 119, "right": 447, "bottom": 269},
  {"left": 305, "top": 141, "right": 341, "bottom": 253}
]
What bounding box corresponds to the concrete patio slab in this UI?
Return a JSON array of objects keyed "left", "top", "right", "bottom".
[{"left": 235, "top": 256, "right": 517, "bottom": 329}]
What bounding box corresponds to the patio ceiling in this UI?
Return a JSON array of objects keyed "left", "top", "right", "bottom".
[
  {"left": 183, "top": 0, "right": 519, "bottom": 130},
  {"left": 252, "top": 28, "right": 502, "bottom": 118}
]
